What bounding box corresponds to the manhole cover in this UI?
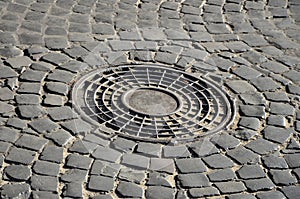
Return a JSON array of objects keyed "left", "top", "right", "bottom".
[{"left": 72, "top": 65, "right": 235, "bottom": 143}]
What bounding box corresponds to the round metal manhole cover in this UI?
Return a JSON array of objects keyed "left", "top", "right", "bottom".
[{"left": 72, "top": 65, "right": 235, "bottom": 143}]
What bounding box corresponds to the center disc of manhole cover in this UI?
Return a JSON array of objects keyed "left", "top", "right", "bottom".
[
  {"left": 72, "top": 64, "right": 235, "bottom": 143},
  {"left": 122, "top": 87, "right": 182, "bottom": 116}
]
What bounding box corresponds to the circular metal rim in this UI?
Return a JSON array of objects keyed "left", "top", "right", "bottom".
[{"left": 71, "top": 64, "right": 236, "bottom": 143}]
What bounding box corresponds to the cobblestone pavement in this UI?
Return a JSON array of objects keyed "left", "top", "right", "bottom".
[{"left": 0, "top": 0, "right": 300, "bottom": 198}]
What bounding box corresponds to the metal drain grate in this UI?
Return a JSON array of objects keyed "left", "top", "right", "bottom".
[{"left": 72, "top": 65, "right": 235, "bottom": 142}]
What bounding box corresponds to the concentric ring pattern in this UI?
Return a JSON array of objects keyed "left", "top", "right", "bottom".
[{"left": 72, "top": 65, "right": 235, "bottom": 142}]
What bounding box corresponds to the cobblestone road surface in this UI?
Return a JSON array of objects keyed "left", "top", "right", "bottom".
[{"left": 0, "top": 0, "right": 300, "bottom": 198}]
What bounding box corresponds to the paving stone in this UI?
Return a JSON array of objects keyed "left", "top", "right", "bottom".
[
  {"left": 0, "top": 101, "right": 14, "bottom": 115},
  {"left": 261, "top": 61, "right": 289, "bottom": 73},
  {"left": 16, "top": 94, "right": 40, "bottom": 105},
  {"left": 175, "top": 158, "right": 207, "bottom": 173},
  {"left": 5, "top": 56, "right": 32, "bottom": 69},
  {"left": 142, "top": 28, "right": 166, "bottom": 40},
  {"left": 59, "top": 60, "right": 88, "bottom": 73},
  {"left": 46, "top": 129, "right": 72, "bottom": 146},
  {"left": 203, "top": 154, "right": 235, "bottom": 169},
  {"left": 178, "top": 173, "right": 210, "bottom": 188},
  {"left": 63, "top": 46, "right": 89, "bottom": 59},
  {"left": 163, "top": 145, "right": 190, "bottom": 158},
  {"left": 44, "top": 94, "right": 64, "bottom": 106},
  {"left": 188, "top": 139, "right": 219, "bottom": 157},
  {"left": 263, "top": 126, "right": 293, "bottom": 144},
  {"left": 32, "top": 191, "right": 60, "bottom": 199},
  {"left": 244, "top": 178, "right": 275, "bottom": 192},
  {"left": 33, "top": 160, "right": 60, "bottom": 176},
  {"left": 88, "top": 175, "right": 114, "bottom": 192},
  {"left": 63, "top": 182, "right": 83, "bottom": 198},
  {"left": 188, "top": 187, "right": 220, "bottom": 198},
  {"left": 61, "top": 169, "right": 88, "bottom": 183},
  {"left": 18, "top": 105, "right": 45, "bottom": 119},
  {"left": 149, "top": 158, "right": 175, "bottom": 173},
  {"left": 181, "top": 48, "right": 209, "bottom": 61},
  {"left": 0, "top": 126, "right": 19, "bottom": 143},
  {"left": 239, "top": 105, "right": 265, "bottom": 118},
  {"left": 116, "top": 181, "right": 144, "bottom": 198},
  {"left": 237, "top": 165, "right": 266, "bottom": 179},
  {"left": 267, "top": 115, "right": 286, "bottom": 127},
  {"left": 136, "top": 142, "right": 161, "bottom": 157},
  {"left": 211, "top": 133, "right": 240, "bottom": 150},
  {"left": 269, "top": 169, "right": 297, "bottom": 186},
  {"left": 83, "top": 133, "right": 109, "bottom": 146},
  {"left": 30, "top": 62, "right": 55, "bottom": 72},
  {"left": 45, "top": 82, "right": 69, "bottom": 96},
  {"left": 214, "top": 181, "right": 246, "bottom": 194},
  {"left": 0, "top": 46, "right": 22, "bottom": 58},
  {"left": 146, "top": 186, "right": 175, "bottom": 199},
  {"left": 250, "top": 77, "right": 281, "bottom": 92},
  {"left": 31, "top": 175, "right": 58, "bottom": 192},
  {"left": 109, "top": 40, "right": 134, "bottom": 51},
  {"left": 269, "top": 102, "right": 295, "bottom": 116},
  {"left": 62, "top": 118, "right": 93, "bottom": 135},
  {"left": 256, "top": 191, "right": 287, "bottom": 199},
  {"left": 207, "top": 168, "right": 236, "bottom": 182},
  {"left": 155, "top": 52, "right": 178, "bottom": 64},
  {"left": 147, "top": 172, "right": 172, "bottom": 187},
  {"left": 18, "top": 83, "right": 42, "bottom": 94},
  {"left": 4, "top": 165, "right": 31, "bottom": 181},
  {"left": 246, "top": 138, "right": 279, "bottom": 155},
  {"left": 111, "top": 137, "right": 136, "bottom": 152},
  {"left": 92, "top": 146, "right": 122, "bottom": 163},
  {"left": 15, "top": 134, "right": 48, "bottom": 152},
  {"left": 286, "top": 82, "right": 300, "bottom": 96},
  {"left": 40, "top": 145, "right": 64, "bottom": 163},
  {"left": 225, "top": 80, "right": 256, "bottom": 93},
  {"left": 227, "top": 146, "right": 260, "bottom": 164},
  {"left": 69, "top": 139, "right": 98, "bottom": 154},
  {"left": 262, "top": 154, "right": 288, "bottom": 169},
  {"left": 48, "top": 106, "right": 78, "bottom": 121},
  {"left": 45, "top": 37, "right": 69, "bottom": 50},
  {"left": 92, "top": 194, "right": 114, "bottom": 199},
  {"left": 45, "top": 26, "right": 67, "bottom": 35},
  {"left": 0, "top": 65, "right": 18, "bottom": 78},
  {"left": 118, "top": 168, "right": 146, "bottom": 184},
  {"left": 6, "top": 147, "right": 36, "bottom": 165},
  {"left": 0, "top": 141, "right": 11, "bottom": 154},
  {"left": 29, "top": 118, "right": 59, "bottom": 133},
  {"left": 238, "top": 117, "right": 260, "bottom": 130},
  {"left": 6, "top": 118, "right": 27, "bottom": 129},
  {"left": 0, "top": 183, "right": 31, "bottom": 199},
  {"left": 121, "top": 154, "right": 150, "bottom": 170},
  {"left": 42, "top": 52, "right": 69, "bottom": 65},
  {"left": 225, "top": 41, "right": 251, "bottom": 53},
  {"left": 90, "top": 160, "right": 121, "bottom": 178},
  {"left": 281, "top": 186, "right": 300, "bottom": 199},
  {"left": 232, "top": 65, "right": 261, "bottom": 80},
  {"left": 283, "top": 70, "right": 300, "bottom": 84},
  {"left": 47, "top": 69, "right": 76, "bottom": 83},
  {"left": 19, "top": 33, "right": 43, "bottom": 45},
  {"left": 284, "top": 153, "right": 300, "bottom": 168},
  {"left": 65, "top": 153, "right": 93, "bottom": 170}
]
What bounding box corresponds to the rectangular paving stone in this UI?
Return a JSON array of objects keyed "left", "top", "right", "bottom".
[
  {"left": 6, "top": 147, "right": 36, "bottom": 165},
  {"left": 29, "top": 118, "right": 59, "bottom": 133},
  {"left": 33, "top": 160, "right": 60, "bottom": 176},
  {"left": 0, "top": 126, "right": 19, "bottom": 143},
  {"left": 163, "top": 145, "right": 190, "bottom": 158},
  {"left": 31, "top": 175, "right": 58, "bottom": 192},
  {"left": 178, "top": 173, "right": 210, "bottom": 188},
  {"left": 237, "top": 165, "right": 266, "bottom": 179},
  {"left": 244, "top": 178, "right": 275, "bottom": 192},
  {"left": 245, "top": 138, "right": 279, "bottom": 155},
  {"left": 227, "top": 146, "right": 259, "bottom": 164},
  {"left": 88, "top": 175, "right": 114, "bottom": 192},
  {"left": 189, "top": 187, "right": 220, "bottom": 198},
  {"left": 65, "top": 154, "right": 93, "bottom": 170},
  {"left": 40, "top": 145, "right": 64, "bottom": 163},
  {"left": 61, "top": 169, "right": 88, "bottom": 183},
  {"left": 121, "top": 154, "right": 150, "bottom": 170},
  {"left": 15, "top": 134, "right": 48, "bottom": 152},
  {"left": 215, "top": 181, "right": 246, "bottom": 194},
  {"left": 239, "top": 105, "right": 265, "bottom": 118},
  {"left": 92, "top": 146, "right": 122, "bottom": 163},
  {"left": 175, "top": 158, "right": 207, "bottom": 173},
  {"left": 284, "top": 153, "right": 300, "bottom": 168},
  {"left": 149, "top": 158, "right": 175, "bottom": 174},
  {"left": 207, "top": 168, "right": 236, "bottom": 182},
  {"left": 202, "top": 154, "right": 235, "bottom": 169}
]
